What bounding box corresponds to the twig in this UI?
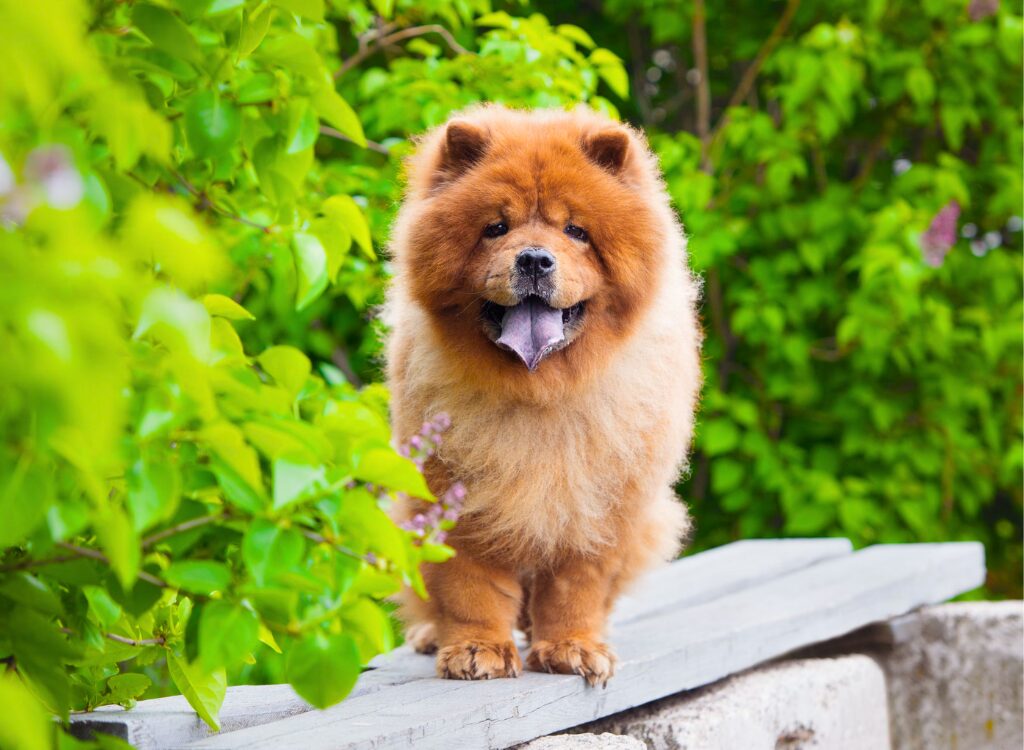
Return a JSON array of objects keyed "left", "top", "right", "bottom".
[
  {"left": 329, "top": 344, "right": 364, "bottom": 387},
  {"left": 627, "top": 20, "right": 654, "bottom": 127},
  {"left": 706, "top": 0, "right": 801, "bottom": 163},
  {"left": 106, "top": 633, "right": 166, "bottom": 647},
  {"left": 719, "top": 0, "right": 800, "bottom": 123},
  {"left": 61, "top": 627, "right": 165, "bottom": 647},
  {"left": 335, "top": 24, "right": 471, "bottom": 78},
  {"left": 0, "top": 553, "right": 81, "bottom": 573},
  {"left": 142, "top": 513, "right": 226, "bottom": 549},
  {"left": 318, "top": 126, "right": 392, "bottom": 155},
  {"left": 300, "top": 529, "right": 381, "bottom": 568},
  {"left": 692, "top": 0, "right": 712, "bottom": 172},
  {"left": 170, "top": 169, "right": 273, "bottom": 234},
  {"left": 56, "top": 542, "right": 167, "bottom": 588}
]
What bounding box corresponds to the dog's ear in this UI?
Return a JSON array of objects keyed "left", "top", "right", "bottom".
[
  {"left": 439, "top": 121, "right": 489, "bottom": 176},
  {"left": 582, "top": 128, "right": 631, "bottom": 174}
]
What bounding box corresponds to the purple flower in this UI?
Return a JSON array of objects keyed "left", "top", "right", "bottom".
[
  {"left": 25, "top": 145, "right": 83, "bottom": 209},
  {"left": 409, "top": 435, "right": 423, "bottom": 450},
  {"left": 0, "top": 153, "right": 13, "bottom": 196},
  {"left": 969, "top": 0, "right": 999, "bottom": 21},
  {"left": 921, "top": 200, "right": 960, "bottom": 267}
]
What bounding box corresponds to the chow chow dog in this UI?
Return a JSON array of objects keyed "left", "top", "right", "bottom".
[{"left": 384, "top": 105, "right": 702, "bottom": 686}]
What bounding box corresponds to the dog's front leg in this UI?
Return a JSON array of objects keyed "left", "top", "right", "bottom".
[
  {"left": 425, "top": 548, "right": 524, "bottom": 680},
  {"left": 526, "top": 554, "right": 616, "bottom": 686}
]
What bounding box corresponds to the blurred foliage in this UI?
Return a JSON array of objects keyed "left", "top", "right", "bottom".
[
  {"left": 0, "top": 0, "right": 630, "bottom": 741},
  {"left": 0, "top": 0, "right": 1020, "bottom": 744}
]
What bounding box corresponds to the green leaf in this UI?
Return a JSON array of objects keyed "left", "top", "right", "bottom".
[
  {"left": 291, "top": 232, "right": 330, "bottom": 311},
  {"left": 0, "top": 674, "right": 51, "bottom": 750},
  {"left": 0, "top": 464, "right": 52, "bottom": 547},
  {"left": 420, "top": 542, "right": 456, "bottom": 563},
  {"left": 0, "top": 573, "right": 63, "bottom": 617},
  {"left": 166, "top": 652, "right": 226, "bottom": 730},
  {"left": 258, "top": 345, "right": 311, "bottom": 396},
  {"left": 275, "top": 0, "right": 324, "bottom": 22},
  {"left": 107, "top": 673, "right": 152, "bottom": 705},
  {"left": 127, "top": 459, "right": 181, "bottom": 532},
  {"left": 700, "top": 419, "right": 741, "bottom": 456},
  {"left": 238, "top": 2, "right": 274, "bottom": 58},
  {"left": 242, "top": 519, "right": 304, "bottom": 586},
  {"left": 185, "top": 91, "right": 241, "bottom": 160},
  {"left": 163, "top": 561, "right": 231, "bottom": 594},
  {"left": 353, "top": 448, "right": 433, "bottom": 499},
  {"left": 557, "top": 24, "right": 595, "bottom": 49},
  {"left": 132, "top": 4, "right": 203, "bottom": 64},
  {"left": 134, "top": 288, "right": 212, "bottom": 363},
  {"left": 273, "top": 454, "right": 327, "bottom": 509},
  {"left": 202, "top": 294, "right": 255, "bottom": 320},
  {"left": 321, "top": 195, "right": 374, "bottom": 258},
  {"left": 210, "top": 457, "right": 266, "bottom": 513},
  {"left": 96, "top": 507, "right": 141, "bottom": 590},
  {"left": 199, "top": 601, "right": 259, "bottom": 671},
  {"left": 285, "top": 632, "right": 360, "bottom": 709},
  {"left": 286, "top": 100, "right": 319, "bottom": 154},
  {"left": 312, "top": 88, "right": 366, "bottom": 147},
  {"left": 83, "top": 585, "right": 123, "bottom": 627}
]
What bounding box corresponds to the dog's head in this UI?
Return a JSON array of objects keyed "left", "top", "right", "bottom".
[{"left": 392, "top": 106, "right": 672, "bottom": 387}]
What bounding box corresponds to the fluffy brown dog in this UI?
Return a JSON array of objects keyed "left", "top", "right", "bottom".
[{"left": 384, "top": 105, "right": 702, "bottom": 686}]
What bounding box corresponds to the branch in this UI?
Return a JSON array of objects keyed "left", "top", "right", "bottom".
[
  {"left": 706, "top": 0, "right": 801, "bottom": 158},
  {"left": 170, "top": 170, "right": 273, "bottom": 234},
  {"left": 142, "top": 513, "right": 226, "bottom": 549},
  {"left": 692, "top": 0, "right": 712, "bottom": 172},
  {"left": 105, "top": 633, "right": 166, "bottom": 647},
  {"left": 0, "top": 553, "right": 81, "bottom": 573},
  {"left": 300, "top": 529, "right": 383, "bottom": 568},
  {"left": 61, "top": 627, "right": 165, "bottom": 647},
  {"left": 335, "top": 24, "right": 471, "bottom": 78},
  {"left": 722, "top": 0, "right": 800, "bottom": 119},
  {"left": 318, "top": 126, "right": 391, "bottom": 155},
  {"left": 56, "top": 542, "right": 167, "bottom": 588}
]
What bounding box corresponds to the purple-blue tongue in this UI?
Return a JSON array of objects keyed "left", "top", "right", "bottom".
[{"left": 496, "top": 298, "right": 565, "bottom": 371}]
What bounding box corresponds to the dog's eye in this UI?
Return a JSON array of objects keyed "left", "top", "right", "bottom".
[
  {"left": 565, "top": 223, "right": 588, "bottom": 242},
  {"left": 483, "top": 222, "right": 508, "bottom": 238}
]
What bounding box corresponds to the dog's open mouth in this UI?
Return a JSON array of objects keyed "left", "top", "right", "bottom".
[{"left": 482, "top": 297, "right": 585, "bottom": 372}]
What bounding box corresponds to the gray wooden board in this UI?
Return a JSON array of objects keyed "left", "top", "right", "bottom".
[
  {"left": 179, "top": 542, "right": 984, "bottom": 750},
  {"left": 68, "top": 538, "right": 851, "bottom": 750}
]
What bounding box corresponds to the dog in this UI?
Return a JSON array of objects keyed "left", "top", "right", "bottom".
[{"left": 384, "top": 105, "right": 702, "bottom": 686}]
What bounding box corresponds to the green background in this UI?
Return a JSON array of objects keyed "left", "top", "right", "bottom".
[{"left": 0, "top": 0, "right": 1020, "bottom": 746}]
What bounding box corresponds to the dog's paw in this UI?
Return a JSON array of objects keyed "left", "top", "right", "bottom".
[
  {"left": 405, "top": 622, "right": 438, "bottom": 654},
  {"left": 527, "top": 638, "right": 616, "bottom": 687},
  {"left": 436, "top": 640, "right": 522, "bottom": 680}
]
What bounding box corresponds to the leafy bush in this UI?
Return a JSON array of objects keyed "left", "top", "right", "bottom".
[
  {"left": 590, "top": 0, "right": 1022, "bottom": 596},
  {"left": 0, "top": 0, "right": 1020, "bottom": 747}
]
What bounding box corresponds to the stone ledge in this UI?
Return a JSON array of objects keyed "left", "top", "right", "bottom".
[
  {"left": 877, "top": 601, "right": 1024, "bottom": 750},
  {"left": 580, "top": 655, "right": 890, "bottom": 750}
]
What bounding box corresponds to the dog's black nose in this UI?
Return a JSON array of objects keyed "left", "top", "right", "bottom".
[{"left": 515, "top": 247, "right": 556, "bottom": 278}]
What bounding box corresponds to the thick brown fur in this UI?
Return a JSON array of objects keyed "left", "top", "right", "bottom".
[{"left": 384, "top": 105, "right": 702, "bottom": 686}]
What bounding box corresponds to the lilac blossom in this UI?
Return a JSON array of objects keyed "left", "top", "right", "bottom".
[
  {"left": 921, "top": 200, "right": 960, "bottom": 268},
  {"left": 395, "top": 412, "right": 465, "bottom": 545},
  {"left": 969, "top": 0, "right": 999, "bottom": 22}
]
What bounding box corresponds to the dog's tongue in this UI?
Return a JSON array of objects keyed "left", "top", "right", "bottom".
[{"left": 496, "top": 298, "right": 565, "bottom": 371}]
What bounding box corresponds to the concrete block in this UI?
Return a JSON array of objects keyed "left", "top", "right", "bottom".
[
  {"left": 584, "top": 656, "right": 890, "bottom": 750},
  {"left": 878, "top": 601, "right": 1024, "bottom": 750},
  {"left": 519, "top": 734, "right": 646, "bottom": 750}
]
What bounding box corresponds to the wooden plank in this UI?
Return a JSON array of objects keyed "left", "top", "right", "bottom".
[
  {"left": 369, "top": 537, "right": 852, "bottom": 671},
  {"left": 69, "top": 538, "right": 851, "bottom": 750},
  {"left": 178, "top": 542, "right": 984, "bottom": 750}
]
